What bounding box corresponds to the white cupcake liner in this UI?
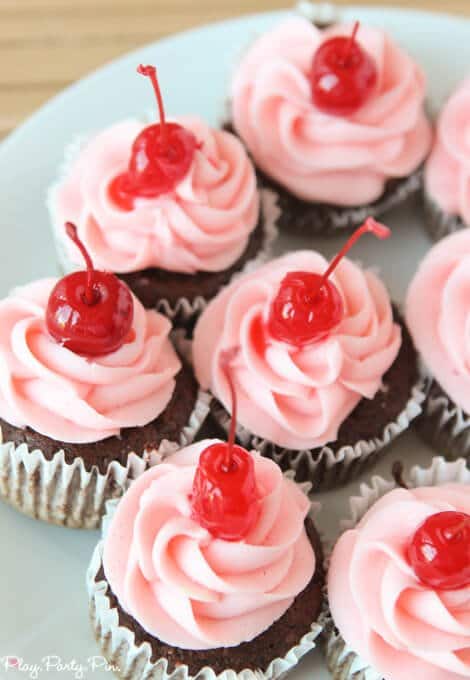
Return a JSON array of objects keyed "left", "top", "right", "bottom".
[
  {"left": 295, "top": 1, "right": 340, "bottom": 26},
  {"left": 423, "top": 191, "right": 466, "bottom": 242},
  {"left": 47, "top": 136, "right": 279, "bottom": 328},
  {"left": 210, "top": 372, "right": 427, "bottom": 491},
  {"left": 86, "top": 475, "right": 325, "bottom": 680},
  {"left": 322, "top": 456, "right": 470, "bottom": 680},
  {"left": 0, "top": 389, "right": 211, "bottom": 530},
  {"left": 415, "top": 376, "right": 470, "bottom": 463}
]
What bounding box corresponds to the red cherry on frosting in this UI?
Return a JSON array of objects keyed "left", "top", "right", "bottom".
[
  {"left": 191, "top": 348, "right": 259, "bottom": 541},
  {"left": 109, "top": 64, "right": 198, "bottom": 210},
  {"left": 310, "top": 21, "right": 378, "bottom": 116},
  {"left": 46, "top": 222, "right": 134, "bottom": 356},
  {"left": 268, "top": 217, "right": 390, "bottom": 347},
  {"left": 408, "top": 511, "right": 470, "bottom": 591}
]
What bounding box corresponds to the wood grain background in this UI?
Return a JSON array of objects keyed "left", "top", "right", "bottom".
[{"left": 1, "top": 0, "right": 469, "bottom": 140}]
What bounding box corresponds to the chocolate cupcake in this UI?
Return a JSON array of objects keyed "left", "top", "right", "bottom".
[
  {"left": 325, "top": 456, "right": 470, "bottom": 680},
  {"left": 424, "top": 77, "right": 470, "bottom": 241},
  {"left": 193, "top": 220, "right": 426, "bottom": 490},
  {"left": 48, "top": 66, "right": 276, "bottom": 330},
  {"left": 229, "top": 17, "right": 432, "bottom": 235},
  {"left": 0, "top": 227, "right": 209, "bottom": 529},
  {"left": 87, "top": 439, "right": 325, "bottom": 680},
  {"left": 406, "top": 229, "right": 470, "bottom": 463}
]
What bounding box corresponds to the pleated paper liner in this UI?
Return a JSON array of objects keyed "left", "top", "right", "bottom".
[
  {"left": 0, "top": 388, "right": 210, "bottom": 530},
  {"left": 210, "top": 372, "right": 427, "bottom": 491},
  {"left": 322, "top": 456, "right": 470, "bottom": 680},
  {"left": 87, "top": 472, "right": 326, "bottom": 680}
]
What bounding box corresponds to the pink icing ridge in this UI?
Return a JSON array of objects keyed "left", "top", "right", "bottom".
[
  {"left": 425, "top": 77, "right": 470, "bottom": 224},
  {"left": 328, "top": 484, "right": 470, "bottom": 680},
  {"left": 193, "top": 251, "right": 401, "bottom": 450},
  {"left": 232, "top": 18, "right": 432, "bottom": 206},
  {"left": 406, "top": 229, "right": 470, "bottom": 414},
  {"left": 53, "top": 117, "right": 260, "bottom": 274},
  {"left": 102, "top": 439, "right": 315, "bottom": 650},
  {"left": 0, "top": 278, "right": 181, "bottom": 443}
]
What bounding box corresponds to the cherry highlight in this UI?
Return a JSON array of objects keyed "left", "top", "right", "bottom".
[
  {"left": 268, "top": 217, "right": 390, "bottom": 347},
  {"left": 190, "top": 346, "right": 259, "bottom": 541},
  {"left": 310, "top": 20, "right": 378, "bottom": 116},
  {"left": 46, "top": 222, "right": 134, "bottom": 357}
]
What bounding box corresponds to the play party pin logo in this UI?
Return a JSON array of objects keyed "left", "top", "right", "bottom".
[{"left": 0, "top": 655, "right": 119, "bottom": 678}]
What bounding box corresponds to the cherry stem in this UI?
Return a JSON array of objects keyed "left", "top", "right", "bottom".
[
  {"left": 220, "top": 348, "right": 239, "bottom": 470},
  {"left": 392, "top": 461, "right": 409, "bottom": 489},
  {"left": 137, "top": 64, "right": 167, "bottom": 146},
  {"left": 65, "top": 222, "right": 96, "bottom": 305},
  {"left": 315, "top": 217, "right": 390, "bottom": 299},
  {"left": 343, "top": 21, "right": 360, "bottom": 66}
]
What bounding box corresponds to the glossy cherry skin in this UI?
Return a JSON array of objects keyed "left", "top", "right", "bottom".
[
  {"left": 110, "top": 122, "right": 198, "bottom": 210},
  {"left": 310, "top": 34, "right": 378, "bottom": 116},
  {"left": 191, "top": 443, "right": 259, "bottom": 541},
  {"left": 46, "top": 270, "right": 134, "bottom": 357},
  {"left": 109, "top": 65, "right": 198, "bottom": 210},
  {"left": 408, "top": 511, "right": 470, "bottom": 590},
  {"left": 268, "top": 271, "right": 343, "bottom": 346}
]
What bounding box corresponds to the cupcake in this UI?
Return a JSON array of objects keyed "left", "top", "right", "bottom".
[
  {"left": 424, "top": 77, "right": 470, "bottom": 240},
  {"left": 406, "top": 229, "right": 470, "bottom": 463},
  {"left": 0, "top": 224, "right": 209, "bottom": 529},
  {"left": 87, "top": 433, "right": 325, "bottom": 679},
  {"left": 193, "top": 219, "right": 425, "bottom": 490},
  {"left": 48, "top": 65, "right": 276, "bottom": 329},
  {"left": 229, "top": 17, "right": 432, "bottom": 234},
  {"left": 325, "top": 456, "right": 470, "bottom": 680}
]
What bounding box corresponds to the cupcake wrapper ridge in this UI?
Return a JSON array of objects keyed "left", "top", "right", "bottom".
[
  {"left": 0, "top": 389, "right": 211, "bottom": 529},
  {"left": 415, "top": 375, "right": 470, "bottom": 463},
  {"left": 211, "top": 373, "right": 427, "bottom": 491},
  {"left": 47, "top": 135, "right": 279, "bottom": 328},
  {"left": 423, "top": 191, "right": 466, "bottom": 242},
  {"left": 86, "top": 486, "right": 325, "bottom": 680},
  {"left": 322, "top": 456, "right": 470, "bottom": 680},
  {"left": 250, "top": 163, "right": 423, "bottom": 235}
]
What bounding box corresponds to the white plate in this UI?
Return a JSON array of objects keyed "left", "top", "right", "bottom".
[{"left": 1, "top": 5, "right": 469, "bottom": 679}]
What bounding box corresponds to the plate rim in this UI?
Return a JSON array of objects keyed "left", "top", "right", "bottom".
[{"left": 1, "top": 3, "right": 470, "bottom": 153}]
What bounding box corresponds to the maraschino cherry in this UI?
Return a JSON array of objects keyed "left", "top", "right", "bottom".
[
  {"left": 46, "top": 222, "right": 134, "bottom": 356},
  {"left": 408, "top": 511, "right": 470, "bottom": 590},
  {"left": 191, "top": 348, "right": 259, "bottom": 541},
  {"left": 109, "top": 64, "right": 198, "bottom": 210},
  {"left": 310, "top": 21, "right": 378, "bottom": 116},
  {"left": 268, "top": 217, "right": 390, "bottom": 347}
]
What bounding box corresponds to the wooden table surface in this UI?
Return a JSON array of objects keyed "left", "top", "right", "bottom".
[{"left": 1, "top": 0, "right": 469, "bottom": 140}]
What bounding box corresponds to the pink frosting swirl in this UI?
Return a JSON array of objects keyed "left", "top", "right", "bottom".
[
  {"left": 425, "top": 78, "right": 470, "bottom": 224},
  {"left": 0, "top": 278, "right": 181, "bottom": 443},
  {"left": 232, "top": 18, "right": 432, "bottom": 206},
  {"left": 102, "top": 439, "right": 315, "bottom": 649},
  {"left": 193, "top": 251, "right": 401, "bottom": 450},
  {"left": 406, "top": 229, "right": 470, "bottom": 414},
  {"left": 328, "top": 484, "right": 470, "bottom": 680},
  {"left": 52, "top": 117, "right": 259, "bottom": 274}
]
